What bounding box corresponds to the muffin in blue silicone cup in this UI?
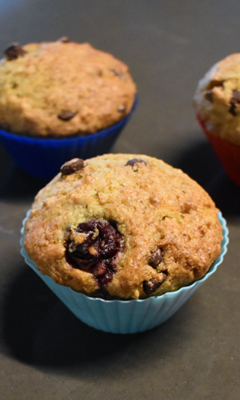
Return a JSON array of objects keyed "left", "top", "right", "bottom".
[
  {"left": 21, "top": 154, "right": 227, "bottom": 334},
  {"left": 0, "top": 40, "right": 137, "bottom": 179}
]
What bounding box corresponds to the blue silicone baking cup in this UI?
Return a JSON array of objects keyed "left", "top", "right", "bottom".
[
  {"left": 0, "top": 95, "right": 138, "bottom": 180},
  {"left": 20, "top": 211, "right": 228, "bottom": 334}
]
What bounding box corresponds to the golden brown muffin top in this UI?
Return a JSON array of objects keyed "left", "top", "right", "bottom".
[
  {"left": 0, "top": 39, "right": 136, "bottom": 137},
  {"left": 24, "top": 154, "right": 222, "bottom": 299},
  {"left": 193, "top": 53, "right": 240, "bottom": 146}
]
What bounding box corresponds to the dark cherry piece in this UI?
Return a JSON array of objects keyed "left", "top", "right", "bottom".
[
  {"left": 60, "top": 158, "right": 84, "bottom": 175},
  {"left": 5, "top": 43, "right": 26, "bottom": 60},
  {"left": 65, "top": 219, "right": 123, "bottom": 288}
]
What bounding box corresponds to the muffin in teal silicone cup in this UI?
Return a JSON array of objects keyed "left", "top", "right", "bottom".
[
  {"left": 21, "top": 154, "right": 227, "bottom": 333},
  {"left": 0, "top": 40, "right": 137, "bottom": 179}
]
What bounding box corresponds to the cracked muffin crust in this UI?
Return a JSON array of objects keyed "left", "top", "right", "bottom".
[
  {"left": 193, "top": 53, "right": 240, "bottom": 146},
  {"left": 23, "top": 154, "right": 223, "bottom": 299},
  {"left": 0, "top": 39, "right": 136, "bottom": 137}
]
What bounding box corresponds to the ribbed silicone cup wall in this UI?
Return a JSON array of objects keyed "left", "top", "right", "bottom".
[
  {"left": 20, "top": 212, "right": 228, "bottom": 334},
  {"left": 197, "top": 115, "right": 240, "bottom": 187}
]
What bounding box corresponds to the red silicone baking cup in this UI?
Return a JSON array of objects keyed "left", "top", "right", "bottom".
[{"left": 197, "top": 115, "right": 240, "bottom": 187}]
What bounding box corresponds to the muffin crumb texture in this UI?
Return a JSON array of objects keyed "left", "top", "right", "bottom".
[
  {"left": 0, "top": 40, "right": 136, "bottom": 137},
  {"left": 193, "top": 53, "right": 240, "bottom": 146},
  {"left": 24, "top": 154, "right": 223, "bottom": 299}
]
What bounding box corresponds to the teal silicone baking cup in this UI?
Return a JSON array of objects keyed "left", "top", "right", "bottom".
[
  {"left": 20, "top": 211, "right": 228, "bottom": 334},
  {"left": 0, "top": 95, "right": 138, "bottom": 180}
]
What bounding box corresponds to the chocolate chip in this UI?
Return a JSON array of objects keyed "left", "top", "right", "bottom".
[
  {"left": 110, "top": 67, "right": 121, "bottom": 76},
  {"left": 149, "top": 248, "right": 163, "bottom": 268},
  {"left": 58, "top": 111, "right": 78, "bottom": 121},
  {"left": 125, "top": 158, "right": 147, "bottom": 167},
  {"left": 231, "top": 89, "right": 240, "bottom": 103},
  {"left": 204, "top": 80, "right": 225, "bottom": 103},
  {"left": 57, "top": 36, "right": 69, "bottom": 43},
  {"left": 229, "top": 103, "right": 237, "bottom": 116},
  {"left": 229, "top": 89, "right": 240, "bottom": 116},
  {"left": 4, "top": 43, "right": 26, "bottom": 60},
  {"left": 11, "top": 82, "right": 18, "bottom": 89},
  {"left": 60, "top": 158, "right": 84, "bottom": 175},
  {"left": 143, "top": 278, "right": 164, "bottom": 295},
  {"left": 110, "top": 67, "right": 125, "bottom": 80},
  {"left": 204, "top": 91, "right": 213, "bottom": 102},
  {"left": 118, "top": 105, "right": 126, "bottom": 112},
  {"left": 161, "top": 270, "right": 168, "bottom": 277},
  {"left": 65, "top": 219, "right": 124, "bottom": 288},
  {"left": 206, "top": 80, "right": 224, "bottom": 90}
]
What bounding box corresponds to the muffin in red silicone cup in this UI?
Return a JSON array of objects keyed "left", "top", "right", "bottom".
[
  {"left": 0, "top": 39, "right": 137, "bottom": 179},
  {"left": 193, "top": 53, "right": 240, "bottom": 186}
]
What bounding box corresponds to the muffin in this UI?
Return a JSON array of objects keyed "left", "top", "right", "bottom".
[
  {"left": 21, "top": 154, "right": 228, "bottom": 333},
  {"left": 193, "top": 54, "right": 240, "bottom": 186},
  {"left": 0, "top": 39, "right": 137, "bottom": 178}
]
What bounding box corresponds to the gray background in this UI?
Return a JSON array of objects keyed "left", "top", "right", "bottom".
[{"left": 0, "top": 1, "right": 239, "bottom": 399}]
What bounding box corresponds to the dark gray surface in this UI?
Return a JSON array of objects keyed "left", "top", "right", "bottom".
[{"left": 0, "top": 1, "right": 239, "bottom": 399}]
